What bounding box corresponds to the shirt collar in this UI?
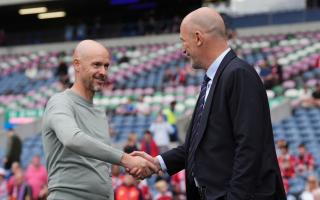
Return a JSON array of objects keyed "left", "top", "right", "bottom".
[{"left": 206, "top": 48, "right": 231, "bottom": 80}]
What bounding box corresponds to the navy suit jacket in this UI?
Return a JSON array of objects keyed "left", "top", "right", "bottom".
[{"left": 161, "top": 50, "right": 286, "bottom": 200}]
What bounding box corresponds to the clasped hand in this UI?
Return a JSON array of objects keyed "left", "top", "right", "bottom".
[{"left": 121, "top": 151, "right": 163, "bottom": 180}]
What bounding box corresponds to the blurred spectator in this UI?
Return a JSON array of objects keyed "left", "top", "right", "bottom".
[
  {"left": 114, "top": 173, "right": 143, "bottom": 200},
  {"left": 228, "top": 29, "right": 241, "bottom": 50},
  {"left": 163, "top": 69, "right": 174, "bottom": 87},
  {"left": 303, "top": 82, "right": 320, "bottom": 107},
  {"left": 138, "top": 180, "right": 152, "bottom": 200},
  {"left": 276, "top": 138, "right": 288, "bottom": 156},
  {"left": 25, "top": 63, "right": 38, "bottom": 80},
  {"left": 270, "top": 58, "right": 283, "bottom": 84},
  {"left": 136, "top": 96, "right": 151, "bottom": 116},
  {"left": 7, "top": 162, "right": 22, "bottom": 196},
  {"left": 300, "top": 175, "right": 320, "bottom": 200},
  {"left": 26, "top": 62, "right": 52, "bottom": 81},
  {"left": 9, "top": 171, "right": 32, "bottom": 200},
  {"left": 176, "top": 68, "right": 187, "bottom": 86},
  {"left": 154, "top": 179, "right": 173, "bottom": 200},
  {"left": 171, "top": 170, "right": 186, "bottom": 200},
  {"left": 36, "top": 63, "right": 53, "bottom": 81},
  {"left": 112, "top": 165, "right": 124, "bottom": 190},
  {"left": 163, "top": 101, "right": 178, "bottom": 142},
  {"left": 299, "top": 84, "right": 313, "bottom": 107},
  {"left": 150, "top": 112, "right": 174, "bottom": 153},
  {"left": 140, "top": 130, "right": 159, "bottom": 157},
  {"left": 258, "top": 60, "right": 276, "bottom": 89},
  {"left": 296, "top": 143, "right": 315, "bottom": 174},
  {"left": 315, "top": 55, "right": 320, "bottom": 68},
  {"left": 116, "top": 98, "right": 137, "bottom": 115},
  {"left": 123, "top": 133, "right": 139, "bottom": 154},
  {"left": 0, "top": 168, "right": 8, "bottom": 200},
  {"left": 278, "top": 143, "right": 296, "bottom": 179},
  {"left": 25, "top": 155, "right": 48, "bottom": 200},
  {"left": 4, "top": 128, "right": 22, "bottom": 170},
  {"left": 55, "top": 61, "right": 70, "bottom": 88}
]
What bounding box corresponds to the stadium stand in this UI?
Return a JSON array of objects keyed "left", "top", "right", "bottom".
[{"left": 0, "top": 1, "right": 320, "bottom": 199}]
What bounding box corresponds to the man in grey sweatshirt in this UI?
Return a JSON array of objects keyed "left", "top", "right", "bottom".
[{"left": 42, "top": 40, "right": 159, "bottom": 200}]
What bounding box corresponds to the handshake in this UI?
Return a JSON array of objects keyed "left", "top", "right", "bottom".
[{"left": 120, "top": 151, "right": 163, "bottom": 180}]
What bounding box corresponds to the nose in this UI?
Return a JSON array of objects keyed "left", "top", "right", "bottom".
[{"left": 99, "top": 66, "right": 107, "bottom": 78}]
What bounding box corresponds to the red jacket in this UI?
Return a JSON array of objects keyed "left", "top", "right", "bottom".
[
  {"left": 140, "top": 139, "right": 159, "bottom": 157},
  {"left": 115, "top": 185, "right": 143, "bottom": 200}
]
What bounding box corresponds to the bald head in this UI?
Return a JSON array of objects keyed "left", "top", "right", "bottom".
[
  {"left": 73, "top": 40, "right": 109, "bottom": 60},
  {"left": 71, "top": 40, "right": 111, "bottom": 98},
  {"left": 182, "top": 7, "right": 226, "bottom": 39}
]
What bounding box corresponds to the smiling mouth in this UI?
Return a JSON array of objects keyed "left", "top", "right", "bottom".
[{"left": 95, "top": 78, "right": 105, "bottom": 84}]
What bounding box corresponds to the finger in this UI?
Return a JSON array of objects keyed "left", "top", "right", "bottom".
[
  {"left": 135, "top": 168, "right": 142, "bottom": 176},
  {"left": 130, "top": 151, "right": 144, "bottom": 157},
  {"left": 145, "top": 160, "right": 159, "bottom": 173},
  {"left": 129, "top": 168, "right": 140, "bottom": 176},
  {"left": 132, "top": 151, "right": 155, "bottom": 164},
  {"left": 142, "top": 167, "right": 152, "bottom": 177}
]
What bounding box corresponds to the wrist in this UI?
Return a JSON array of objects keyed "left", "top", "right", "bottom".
[{"left": 120, "top": 153, "right": 131, "bottom": 168}]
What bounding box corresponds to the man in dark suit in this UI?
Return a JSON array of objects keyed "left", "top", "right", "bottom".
[{"left": 130, "top": 7, "right": 286, "bottom": 200}]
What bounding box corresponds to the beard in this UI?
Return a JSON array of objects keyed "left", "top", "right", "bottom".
[{"left": 84, "top": 74, "right": 106, "bottom": 92}]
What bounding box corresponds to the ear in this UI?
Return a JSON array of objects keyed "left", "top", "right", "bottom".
[
  {"left": 73, "top": 58, "right": 80, "bottom": 72},
  {"left": 194, "top": 31, "right": 203, "bottom": 46}
]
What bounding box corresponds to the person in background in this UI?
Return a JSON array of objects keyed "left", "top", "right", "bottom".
[
  {"left": 123, "top": 133, "right": 139, "bottom": 154},
  {"left": 7, "top": 162, "right": 22, "bottom": 196},
  {"left": 114, "top": 173, "right": 143, "bottom": 200},
  {"left": 25, "top": 155, "right": 48, "bottom": 200},
  {"left": 136, "top": 96, "right": 151, "bottom": 116},
  {"left": 296, "top": 143, "right": 314, "bottom": 174},
  {"left": 300, "top": 175, "right": 320, "bottom": 200},
  {"left": 171, "top": 170, "right": 186, "bottom": 200},
  {"left": 9, "top": 171, "right": 32, "bottom": 200},
  {"left": 55, "top": 61, "right": 70, "bottom": 88},
  {"left": 154, "top": 179, "right": 173, "bottom": 200},
  {"left": 111, "top": 165, "right": 124, "bottom": 190},
  {"left": 0, "top": 168, "right": 8, "bottom": 200},
  {"left": 163, "top": 101, "right": 178, "bottom": 142},
  {"left": 278, "top": 143, "right": 296, "bottom": 179},
  {"left": 270, "top": 58, "right": 283, "bottom": 84},
  {"left": 3, "top": 128, "right": 22, "bottom": 170},
  {"left": 116, "top": 98, "right": 137, "bottom": 115},
  {"left": 150, "top": 112, "right": 174, "bottom": 153},
  {"left": 140, "top": 130, "right": 159, "bottom": 157},
  {"left": 137, "top": 179, "right": 152, "bottom": 200}
]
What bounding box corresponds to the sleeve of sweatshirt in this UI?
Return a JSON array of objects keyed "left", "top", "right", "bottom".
[{"left": 45, "top": 96, "right": 124, "bottom": 165}]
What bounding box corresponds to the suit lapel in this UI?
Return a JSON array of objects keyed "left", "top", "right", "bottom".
[{"left": 191, "top": 50, "right": 237, "bottom": 150}]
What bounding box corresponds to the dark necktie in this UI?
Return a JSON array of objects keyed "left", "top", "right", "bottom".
[{"left": 187, "top": 74, "right": 211, "bottom": 181}]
